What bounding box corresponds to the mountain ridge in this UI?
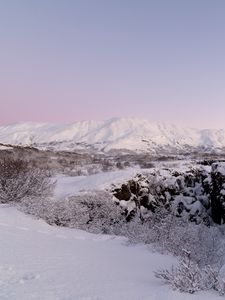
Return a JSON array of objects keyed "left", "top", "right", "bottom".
[{"left": 0, "top": 117, "right": 225, "bottom": 153}]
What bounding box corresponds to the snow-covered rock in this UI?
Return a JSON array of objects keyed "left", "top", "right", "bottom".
[
  {"left": 211, "top": 163, "right": 225, "bottom": 224},
  {"left": 111, "top": 164, "right": 225, "bottom": 225}
]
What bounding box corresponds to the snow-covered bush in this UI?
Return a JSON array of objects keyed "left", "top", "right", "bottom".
[
  {"left": 19, "top": 191, "right": 125, "bottom": 234},
  {"left": 115, "top": 205, "right": 225, "bottom": 268},
  {"left": 155, "top": 250, "right": 202, "bottom": 294},
  {"left": 155, "top": 250, "right": 225, "bottom": 295},
  {"left": 203, "top": 265, "right": 225, "bottom": 294},
  {"left": 19, "top": 197, "right": 71, "bottom": 226},
  {"left": 0, "top": 157, "right": 54, "bottom": 203},
  {"left": 155, "top": 218, "right": 225, "bottom": 267},
  {"left": 65, "top": 192, "right": 125, "bottom": 233}
]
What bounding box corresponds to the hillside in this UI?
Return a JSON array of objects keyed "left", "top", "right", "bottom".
[{"left": 0, "top": 118, "right": 225, "bottom": 153}]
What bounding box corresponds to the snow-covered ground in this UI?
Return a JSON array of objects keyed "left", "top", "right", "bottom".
[
  {"left": 53, "top": 161, "right": 193, "bottom": 200},
  {"left": 0, "top": 205, "right": 221, "bottom": 300},
  {"left": 54, "top": 168, "right": 141, "bottom": 200}
]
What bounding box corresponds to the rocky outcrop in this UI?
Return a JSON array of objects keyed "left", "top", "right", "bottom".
[
  {"left": 112, "top": 175, "right": 151, "bottom": 221},
  {"left": 112, "top": 162, "right": 225, "bottom": 225},
  {"left": 113, "top": 184, "right": 132, "bottom": 201},
  {"left": 210, "top": 163, "right": 225, "bottom": 224}
]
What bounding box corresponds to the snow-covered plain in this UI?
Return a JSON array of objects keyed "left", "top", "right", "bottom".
[
  {"left": 1, "top": 117, "right": 225, "bottom": 152},
  {"left": 54, "top": 168, "right": 142, "bottom": 200},
  {"left": 0, "top": 205, "right": 221, "bottom": 300}
]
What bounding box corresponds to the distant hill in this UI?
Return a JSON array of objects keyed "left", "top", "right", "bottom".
[{"left": 0, "top": 117, "right": 225, "bottom": 154}]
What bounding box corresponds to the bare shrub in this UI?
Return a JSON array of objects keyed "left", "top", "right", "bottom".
[
  {"left": 155, "top": 250, "right": 203, "bottom": 294},
  {"left": 66, "top": 192, "right": 125, "bottom": 233},
  {"left": 155, "top": 250, "right": 225, "bottom": 295},
  {"left": 0, "top": 157, "right": 54, "bottom": 203},
  {"left": 19, "top": 191, "right": 125, "bottom": 234}
]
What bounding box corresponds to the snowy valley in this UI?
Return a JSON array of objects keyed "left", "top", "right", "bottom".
[
  {"left": 0, "top": 121, "right": 225, "bottom": 299},
  {"left": 2, "top": 0, "right": 224, "bottom": 298}
]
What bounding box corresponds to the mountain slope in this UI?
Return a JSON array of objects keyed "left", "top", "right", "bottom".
[{"left": 0, "top": 117, "right": 225, "bottom": 153}]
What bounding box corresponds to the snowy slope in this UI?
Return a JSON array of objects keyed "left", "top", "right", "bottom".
[
  {"left": 0, "top": 205, "right": 221, "bottom": 300},
  {"left": 0, "top": 117, "right": 225, "bottom": 153}
]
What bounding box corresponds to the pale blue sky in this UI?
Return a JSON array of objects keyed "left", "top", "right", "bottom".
[{"left": 0, "top": 0, "right": 224, "bottom": 128}]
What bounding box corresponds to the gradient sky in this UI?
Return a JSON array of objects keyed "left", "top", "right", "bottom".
[{"left": 0, "top": 0, "right": 225, "bottom": 129}]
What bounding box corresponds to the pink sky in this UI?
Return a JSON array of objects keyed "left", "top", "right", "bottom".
[{"left": 1, "top": 1, "right": 225, "bottom": 129}]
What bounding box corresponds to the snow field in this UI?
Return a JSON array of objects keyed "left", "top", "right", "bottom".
[{"left": 0, "top": 206, "right": 222, "bottom": 300}]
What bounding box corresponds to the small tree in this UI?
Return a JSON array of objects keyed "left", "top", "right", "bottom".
[{"left": 0, "top": 157, "right": 54, "bottom": 203}]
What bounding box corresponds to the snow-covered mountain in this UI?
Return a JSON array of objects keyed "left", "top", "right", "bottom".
[{"left": 0, "top": 117, "right": 225, "bottom": 153}]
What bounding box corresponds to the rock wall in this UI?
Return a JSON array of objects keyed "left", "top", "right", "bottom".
[{"left": 112, "top": 162, "right": 225, "bottom": 225}]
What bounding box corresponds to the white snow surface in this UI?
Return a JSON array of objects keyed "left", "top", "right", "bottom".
[
  {"left": 0, "top": 205, "right": 221, "bottom": 300},
  {"left": 54, "top": 169, "right": 141, "bottom": 200},
  {"left": 1, "top": 117, "right": 225, "bottom": 152}
]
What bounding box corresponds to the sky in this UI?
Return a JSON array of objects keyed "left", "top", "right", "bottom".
[{"left": 0, "top": 0, "right": 225, "bottom": 129}]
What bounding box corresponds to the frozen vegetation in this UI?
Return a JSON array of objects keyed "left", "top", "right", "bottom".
[{"left": 1, "top": 148, "right": 225, "bottom": 299}]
